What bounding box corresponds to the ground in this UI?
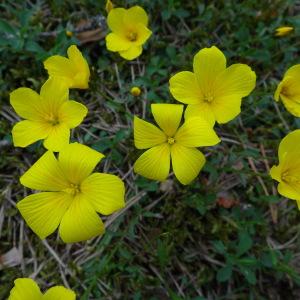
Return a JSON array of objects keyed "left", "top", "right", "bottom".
[{"left": 1, "top": 0, "right": 300, "bottom": 299}]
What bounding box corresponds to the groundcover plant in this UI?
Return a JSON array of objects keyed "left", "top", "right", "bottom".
[{"left": 1, "top": 1, "right": 300, "bottom": 299}]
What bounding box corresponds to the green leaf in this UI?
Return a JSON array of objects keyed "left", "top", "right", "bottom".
[
  {"left": 157, "top": 239, "right": 169, "bottom": 268},
  {"left": 217, "top": 265, "right": 232, "bottom": 282},
  {"left": 24, "top": 40, "right": 45, "bottom": 54},
  {"left": 239, "top": 266, "right": 256, "bottom": 285},
  {"left": 237, "top": 257, "right": 258, "bottom": 266},
  {"left": 0, "top": 18, "right": 18, "bottom": 36},
  {"left": 237, "top": 231, "right": 252, "bottom": 256},
  {"left": 212, "top": 240, "right": 226, "bottom": 254}
]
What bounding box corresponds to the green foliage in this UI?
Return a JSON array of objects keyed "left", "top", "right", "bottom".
[{"left": 1, "top": 0, "right": 300, "bottom": 299}]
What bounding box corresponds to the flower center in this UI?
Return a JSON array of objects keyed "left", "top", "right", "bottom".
[
  {"left": 204, "top": 93, "right": 214, "bottom": 102},
  {"left": 127, "top": 32, "right": 138, "bottom": 42},
  {"left": 45, "top": 113, "right": 60, "bottom": 126},
  {"left": 167, "top": 137, "right": 175, "bottom": 145},
  {"left": 69, "top": 183, "right": 81, "bottom": 196},
  {"left": 281, "top": 86, "right": 290, "bottom": 96}
]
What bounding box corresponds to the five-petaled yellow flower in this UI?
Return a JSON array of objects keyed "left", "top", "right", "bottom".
[
  {"left": 275, "top": 26, "right": 293, "bottom": 37},
  {"left": 10, "top": 78, "right": 87, "bottom": 152},
  {"left": 44, "top": 45, "right": 90, "bottom": 89},
  {"left": 17, "top": 143, "right": 125, "bottom": 243},
  {"left": 169, "top": 46, "right": 256, "bottom": 125},
  {"left": 134, "top": 104, "right": 220, "bottom": 185},
  {"left": 106, "top": 6, "right": 152, "bottom": 60},
  {"left": 270, "top": 130, "right": 300, "bottom": 210},
  {"left": 274, "top": 64, "right": 300, "bottom": 116},
  {"left": 8, "top": 278, "right": 75, "bottom": 300}
]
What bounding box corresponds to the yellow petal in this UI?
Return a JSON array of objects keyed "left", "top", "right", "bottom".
[
  {"left": 134, "top": 143, "right": 170, "bottom": 181},
  {"left": 211, "top": 95, "right": 243, "bottom": 124},
  {"left": 270, "top": 165, "right": 282, "bottom": 182},
  {"left": 10, "top": 88, "right": 42, "bottom": 121},
  {"left": 274, "top": 79, "right": 286, "bottom": 101},
  {"left": 67, "top": 45, "right": 90, "bottom": 89},
  {"left": 151, "top": 104, "right": 183, "bottom": 137},
  {"left": 81, "top": 173, "right": 125, "bottom": 215},
  {"left": 124, "top": 6, "right": 148, "bottom": 26},
  {"left": 134, "top": 116, "right": 166, "bottom": 149},
  {"left": 58, "top": 143, "right": 104, "bottom": 184},
  {"left": 17, "top": 192, "right": 73, "bottom": 239},
  {"left": 135, "top": 25, "right": 152, "bottom": 45},
  {"left": 107, "top": 8, "right": 127, "bottom": 34},
  {"left": 275, "top": 67, "right": 300, "bottom": 115},
  {"left": 105, "top": 0, "right": 114, "bottom": 14},
  {"left": 284, "top": 64, "right": 300, "bottom": 78},
  {"left": 20, "top": 151, "right": 68, "bottom": 191},
  {"left": 12, "top": 120, "right": 50, "bottom": 148},
  {"left": 58, "top": 100, "right": 88, "bottom": 128},
  {"left": 214, "top": 64, "right": 256, "bottom": 98},
  {"left": 278, "top": 182, "right": 300, "bottom": 200},
  {"left": 280, "top": 94, "right": 300, "bottom": 117},
  {"left": 106, "top": 33, "right": 131, "bottom": 51},
  {"left": 43, "top": 286, "right": 76, "bottom": 300},
  {"left": 193, "top": 46, "right": 226, "bottom": 96},
  {"left": 171, "top": 144, "right": 205, "bottom": 185},
  {"left": 184, "top": 103, "right": 215, "bottom": 126},
  {"left": 278, "top": 129, "right": 300, "bottom": 162},
  {"left": 59, "top": 194, "right": 104, "bottom": 243},
  {"left": 119, "top": 45, "right": 143, "bottom": 60},
  {"left": 43, "top": 57, "right": 74, "bottom": 87},
  {"left": 275, "top": 26, "right": 293, "bottom": 36},
  {"left": 8, "top": 278, "right": 42, "bottom": 300},
  {"left": 169, "top": 71, "right": 202, "bottom": 104},
  {"left": 40, "top": 78, "right": 69, "bottom": 112},
  {"left": 43, "top": 124, "right": 70, "bottom": 152},
  {"left": 175, "top": 117, "right": 220, "bottom": 147},
  {"left": 274, "top": 74, "right": 300, "bottom": 104}
]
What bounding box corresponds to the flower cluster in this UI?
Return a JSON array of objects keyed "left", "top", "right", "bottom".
[
  {"left": 133, "top": 46, "right": 256, "bottom": 184},
  {"left": 10, "top": 44, "right": 125, "bottom": 245},
  {"left": 6, "top": 1, "right": 300, "bottom": 298},
  {"left": 271, "top": 56, "right": 300, "bottom": 208},
  {"left": 8, "top": 278, "right": 75, "bottom": 300}
]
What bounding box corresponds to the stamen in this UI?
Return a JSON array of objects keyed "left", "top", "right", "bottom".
[
  {"left": 69, "top": 183, "right": 81, "bottom": 196},
  {"left": 127, "top": 32, "right": 138, "bottom": 41},
  {"left": 204, "top": 93, "right": 214, "bottom": 102},
  {"left": 168, "top": 137, "right": 175, "bottom": 145},
  {"left": 281, "top": 171, "right": 300, "bottom": 184},
  {"left": 45, "top": 113, "right": 60, "bottom": 126}
]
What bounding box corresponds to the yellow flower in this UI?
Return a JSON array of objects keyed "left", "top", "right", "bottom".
[
  {"left": 44, "top": 45, "right": 90, "bottom": 89},
  {"left": 169, "top": 46, "right": 256, "bottom": 125},
  {"left": 106, "top": 6, "right": 152, "bottom": 60},
  {"left": 17, "top": 143, "right": 125, "bottom": 243},
  {"left": 274, "top": 64, "right": 300, "bottom": 116},
  {"left": 270, "top": 130, "right": 300, "bottom": 209},
  {"left": 130, "top": 86, "right": 141, "bottom": 96},
  {"left": 10, "top": 78, "right": 87, "bottom": 152},
  {"left": 8, "top": 278, "right": 75, "bottom": 300},
  {"left": 134, "top": 104, "right": 220, "bottom": 185},
  {"left": 105, "top": 0, "right": 114, "bottom": 13},
  {"left": 275, "top": 26, "right": 293, "bottom": 37}
]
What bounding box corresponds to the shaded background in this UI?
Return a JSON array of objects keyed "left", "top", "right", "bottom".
[{"left": 1, "top": 0, "right": 300, "bottom": 299}]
